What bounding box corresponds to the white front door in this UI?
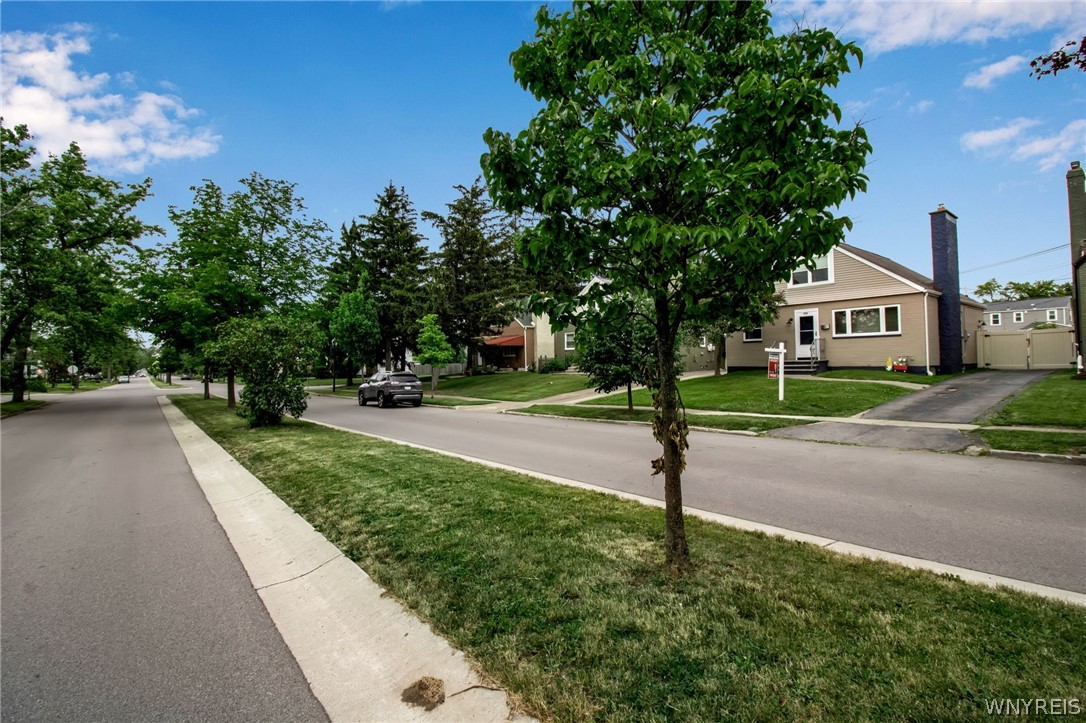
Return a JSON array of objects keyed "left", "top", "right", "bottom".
[{"left": 795, "top": 309, "right": 819, "bottom": 359}]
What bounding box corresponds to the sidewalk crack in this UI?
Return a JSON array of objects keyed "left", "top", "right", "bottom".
[{"left": 255, "top": 553, "right": 343, "bottom": 591}]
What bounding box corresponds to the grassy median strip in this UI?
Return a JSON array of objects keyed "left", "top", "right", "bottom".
[
  {"left": 582, "top": 371, "right": 912, "bottom": 417},
  {"left": 1, "top": 400, "right": 47, "bottom": 418},
  {"left": 173, "top": 396, "right": 1084, "bottom": 722},
  {"left": 516, "top": 404, "right": 814, "bottom": 433}
]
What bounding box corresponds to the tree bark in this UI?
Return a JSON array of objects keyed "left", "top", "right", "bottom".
[
  {"left": 166, "top": 371, "right": 172, "bottom": 385},
  {"left": 202, "top": 361, "right": 211, "bottom": 401},
  {"left": 227, "top": 369, "right": 236, "bottom": 409},
  {"left": 10, "top": 342, "right": 28, "bottom": 404},
  {"left": 653, "top": 299, "right": 689, "bottom": 572},
  {"left": 627, "top": 381, "right": 633, "bottom": 410},
  {"left": 431, "top": 368, "right": 439, "bottom": 398},
  {"left": 714, "top": 338, "right": 724, "bottom": 376},
  {"left": 346, "top": 355, "right": 354, "bottom": 387}
]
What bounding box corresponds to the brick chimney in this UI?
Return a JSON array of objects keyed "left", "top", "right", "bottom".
[{"left": 930, "top": 204, "right": 963, "bottom": 374}]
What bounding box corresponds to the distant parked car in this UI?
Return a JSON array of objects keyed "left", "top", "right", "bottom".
[
  {"left": 180, "top": 373, "right": 193, "bottom": 380},
  {"left": 357, "top": 371, "right": 423, "bottom": 408},
  {"left": 117, "top": 375, "right": 130, "bottom": 384}
]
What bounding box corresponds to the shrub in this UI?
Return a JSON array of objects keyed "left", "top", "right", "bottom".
[
  {"left": 539, "top": 355, "right": 577, "bottom": 374},
  {"left": 26, "top": 378, "right": 47, "bottom": 393}
]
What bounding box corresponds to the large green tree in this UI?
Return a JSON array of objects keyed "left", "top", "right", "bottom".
[
  {"left": 1, "top": 123, "right": 158, "bottom": 402},
  {"left": 482, "top": 1, "right": 870, "bottom": 570},
  {"left": 357, "top": 183, "right": 429, "bottom": 370},
  {"left": 139, "top": 173, "right": 331, "bottom": 404},
  {"left": 422, "top": 179, "right": 526, "bottom": 366},
  {"left": 973, "top": 278, "right": 1072, "bottom": 302}
]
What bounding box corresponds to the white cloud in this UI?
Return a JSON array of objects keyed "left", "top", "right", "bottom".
[
  {"left": 909, "top": 99, "right": 934, "bottom": 114},
  {"left": 1010, "top": 119, "right": 1086, "bottom": 171},
  {"left": 776, "top": 1, "right": 1083, "bottom": 53},
  {"left": 962, "top": 54, "right": 1028, "bottom": 89},
  {"left": 961, "top": 118, "right": 1085, "bottom": 172},
  {"left": 1, "top": 28, "right": 220, "bottom": 173},
  {"left": 960, "top": 118, "right": 1040, "bottom": 151}
]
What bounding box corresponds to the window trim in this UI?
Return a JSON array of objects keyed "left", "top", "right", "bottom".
[
  {"left": 990, "top": 313, "right": 1001, "bottom": 326},
  {"left": 1013, "top": 311, "right": 1024, "bottom": 323},
  {"left": 1047, "top": 309, "right": 1058, "bottom": 322},
  {"left": 787, "top": 253, "right": 834, "bottom": 288},
  {"left": 563, "top": 332, "right": 576, "bottom": 351},
  {"left": 831, "top": 304, "right": 903, "bottom": 338},
  {"left": 742, "top": 328, "right": 763, "bottom": 343}
]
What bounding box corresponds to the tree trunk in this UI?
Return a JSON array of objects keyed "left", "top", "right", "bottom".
[
  {"left": 346, "top": 355, "right": 354, "bottom": 387},
  {"left": 714, "top": 337, "right": 724, "bottom": 376},
  {"left": 203, "top": 361, "right": 211, "bottom": 400},
  {"left": 626, "top": 381, "right": 633, "bottom": 411},
  {"left": 10, "top": 343, "right": 28, "bottom": 404},
  {"left": 431, "top": 368, "right": 439, "bottom": 398},
  {"left": 227, "top": 369, "right": 236, "bottom": 409},
  {"left": 166, "top": 371, "right": 173, "bottom": 385},
  {"left": 653, "top": 300, "right": 690, "bottom": 573},
  {"left": 384, "top": 342, "right": 392, "bottom": 372}
]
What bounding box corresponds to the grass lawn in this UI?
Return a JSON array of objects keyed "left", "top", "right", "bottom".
[
  {"left": 817, "top": 369, "right": 981, "bottom": 385},
  {"left": 517, "top": 405, "right": 813, "bottom": 433},
  {"left": 421, "top": 396, "right": 494, "bottom": 407},
  {"left": 174, "top": 395, "right": 1085, "bottom": 722},
  {"left": 978, "top": 429, "right": 1086, "bottom": 456},
  {"left": 432, "top": 372, "right": 593, "bottom": 401},
  {"left": 582, "top": 371, "right": 913, "bottom": 417},
  {"left": 150, "top": 378, "right": 185, "bottom": 389},
  {"left": 981, "top": 370, "right": 1086, "bottom": 428},
  {"left": 1, "top": 400, "right": 47, "bottom": 418}
]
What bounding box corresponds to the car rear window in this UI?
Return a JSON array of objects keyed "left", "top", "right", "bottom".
[{"left": 390, "top": 374, "right": 419, "bottom": 382}]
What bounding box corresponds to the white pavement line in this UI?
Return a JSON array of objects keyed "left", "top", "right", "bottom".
[
  {"left": 157, "top": 397, "right": 534, "bottom": 723},
  {"left": 308, "top": 416, "right": 1086, "bottom": 608}
]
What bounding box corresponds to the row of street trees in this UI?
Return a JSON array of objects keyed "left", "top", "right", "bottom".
[{"left": 1, "top": 124, "right": 159, "bottom": 402}]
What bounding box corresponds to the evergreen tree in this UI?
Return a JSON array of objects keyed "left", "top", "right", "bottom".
[
  {"left": 423, "top": 179, "right": 526, "bottom": 368},
  {"left": 357, "top": 183, "right": 430, "bottom": 370}
]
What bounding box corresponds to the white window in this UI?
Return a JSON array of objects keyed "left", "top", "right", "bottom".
[
  {"left": 990, "top": 313, "right": 1001, "bottom": 326},
  {"left": 699, "top": 336, "right": 707, "bottom": 348},
  {"left": 564, "top": 332, "right": 576, "bottom": 351},
  {"left": 742, "top": 328, "right": 763, "bottom": 342},
  {"left": 502, "top": 347, "right": 517, "bottom": 358},
  {"left": 1013, "top": 311, "right": 1024, "bottom": 323},
  {"left": 1047, "top": 309, "right": 1058, "bottom": 322},
  {"left": 790, "top": 254, "right": 831, "bottom": 286},
  {"left": 833, "top": 305, "right": 901, "bottom": 337}
]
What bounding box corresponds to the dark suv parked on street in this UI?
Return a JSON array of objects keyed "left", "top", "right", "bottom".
[{"left": 358, "top": 371, "right": 423, "bottom": 408}]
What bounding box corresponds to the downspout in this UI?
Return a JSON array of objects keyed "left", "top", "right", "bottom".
[{"left": 923, "top": 291, "right": 932, "bottom": 375}]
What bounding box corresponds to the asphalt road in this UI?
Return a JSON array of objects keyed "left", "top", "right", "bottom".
[
  {"left": 253, "top": 385, "right": 1086, "bottom": 594},
  {"left": 1, "top": 381, "right": 327, "bottom": 722}
]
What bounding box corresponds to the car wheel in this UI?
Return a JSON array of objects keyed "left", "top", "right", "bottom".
[
  {"left": 378, "top": 392, "right": 387, "bottom": 408},
  {"left": 411, "top": 400, "right": 421, "bottom": 407},
  {"left": 358, "top": 391, "right": 366, "bottom": 406}
]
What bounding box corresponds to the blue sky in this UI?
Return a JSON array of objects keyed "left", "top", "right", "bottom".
[{"left": 2, "top": 1, "right": 1084, "bottom": 294}]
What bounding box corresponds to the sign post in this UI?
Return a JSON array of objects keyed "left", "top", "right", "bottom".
[{"left": 765, "top": 343, "right": 785, "bottom": 401}]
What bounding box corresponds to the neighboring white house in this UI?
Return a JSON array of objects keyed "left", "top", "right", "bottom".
[{"left": 982, "top": 296, "right": 1073, "bottom": 330}]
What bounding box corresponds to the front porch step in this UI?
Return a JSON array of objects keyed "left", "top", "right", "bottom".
[{"left": 783, "top": 359, "right": 828, "bottom": 375}]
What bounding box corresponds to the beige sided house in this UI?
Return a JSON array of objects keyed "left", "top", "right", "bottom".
[
  {"left": 717, "top": 205, "right": 984, "bottom": 375},
  {"left": 480, "top": 311, "right": 576, "bottom": 371}
]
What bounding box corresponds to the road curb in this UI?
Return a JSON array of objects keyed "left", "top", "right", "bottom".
[
  {"left": 157, "top": 397, "right": 534, "bottom": 723},
  {"left": 305, "top": 415, "right": 1086, "bottom": 608},
  {"left": 988, "top": 449, "right": 1086, "bottom": 466},
  {"left": 501, "top": 409, "right": 761, "bottom": 437}
]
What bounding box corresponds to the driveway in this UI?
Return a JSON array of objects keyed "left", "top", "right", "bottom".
[
  {"left": 860, "top": 370, "right": 1052, "bottom": 424},
  {"left": 767, "top": 370, "right": 1054, "bottom": 452}
]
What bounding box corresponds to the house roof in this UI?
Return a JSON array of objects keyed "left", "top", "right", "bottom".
[
  {"left": 483, "top": 335, "right": 524, "bottom": 347},
  {"left": 838, "top": 243, "right": 985, "bottom": 308},
  {"left": 984, "top": 296, "right": 1071, "bottom": 312}
]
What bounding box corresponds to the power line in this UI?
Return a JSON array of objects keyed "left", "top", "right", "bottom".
[{"left": 960, "top": 244, "right": 1067, "bottom": 274}]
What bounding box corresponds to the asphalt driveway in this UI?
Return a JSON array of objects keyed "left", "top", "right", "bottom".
[{"left": 860, "top": 369, "right": 1052, "bottom": 424}]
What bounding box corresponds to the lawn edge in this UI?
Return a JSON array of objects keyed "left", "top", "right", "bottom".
[{"left": 503, "top": 409, "right": 761, "bottom": 437}]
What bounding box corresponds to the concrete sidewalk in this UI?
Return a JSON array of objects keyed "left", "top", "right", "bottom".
[{"left": 158, "top": 397, "right": 534, "bottom": 723}]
